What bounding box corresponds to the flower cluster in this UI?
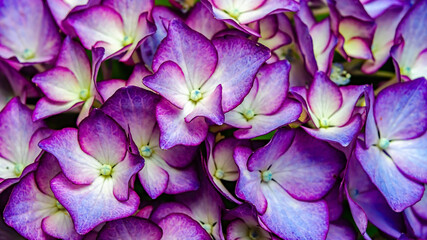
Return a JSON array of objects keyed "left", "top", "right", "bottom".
[{"left": 0, "top": 0, "right": 426, "bottom": 239}]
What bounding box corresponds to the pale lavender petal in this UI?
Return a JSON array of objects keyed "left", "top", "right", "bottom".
[
  {"left": 33, "top": 98, "right": 83, "bottom": 121},
  {"left": 234, "top": 146, "right": 267, "bottom": 214},
  {"left": 260, "top": 182, "right": 329, "bottom": 240},
  {"left": 207, "top": 36, "right": 270, "bottom": 112},
  {"left": 4, "top": 173, "right": 57, "bottom": 240},
  {"left": 35, "top": 153, "right": 61, "bottom": 197},
  {"left": 150, "top": 202, "right": 192, "bottom": 223},
  {"left": 364, "top": 86, "right": 379, "bottom": 148},
  {"left": 112, "top": 152, "right": 144, "bottom": 201},
  {"left": 51, "top": 174, "right": 140, "bottom": 235},
  {"left": 152, "top": 19, "right": 218, "bottom": 89},
  {"left": 412, "top": 189, "right": 427, "bottom": 221},
  {"left": 328, "top": 84, "right": 365, "bottom": 127},
  {"left": 38, "top": 128, "right": 101, "bottom": 185},
  {"left": 186, "top": 2, "right": 227, "bottom": 39},
  {"left": 185, "top": 84, "right": 224, "bottom": 125},
  {"left": 42, "top": 211, "right": 82, "bottom": 240},
  {"left": 98, "top": 217, "right": 161, "bottom": 240},
  {"left": 78, "top": 109, "right": 127, "bottom": 165},
  {"left": 374, "top": 78, "right": 427, "bottom": 140},
  {"left": 355, "top": 141, "right": 424, "bottom": 212},
  {"left": 97, "top": 79, "right": 126, "bottom": 101},
  {"left": 159, "top": 213, "right": 211, "bottom": 240},
  {"left": 156, "top": 99, "right": 208, "bottom": 149},
  {"left": 139, "top": 161, "right": 169, "bottom": 199},
  {"left": 100, "top": 86, "right": 160, "bottom": 148},
  {"left": 143, "top": 61, "right": 191, "bottom": 109},
  {"left": 387, "top": 131, "right": 427, "bottom": 183},
  {"left": 326, "top": 221, "right": 356, "bottom": 240},
  {"left": 163, "top": 164, "right": 199, "bottom": 195}
]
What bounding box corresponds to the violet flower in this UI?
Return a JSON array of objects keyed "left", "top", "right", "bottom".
[
  {"left": 32, "top": 37, "right": 101, "bottom": 124},
  {"left": 39, "top": 110, "right": 144, "bottom": 234},
  {"left": 4, "top": 154, "right": 81, "bottom": 240},
  {"left": 143, "top": 19, "right": 269, "bottom": 149},
  {"left": 0, "top": 0, "right": 61, "bottom": 64},
  {"left": 391, "top": 0, "right": 427, "bottom": 81},
  {"left": 234, "top": 128, "right": 345, "bottom": 239},
  {"left": 224, "top": 60, "right": 302, "bottom": 139},
  {"left": 355, "top": 80, "right": 427, "bottom": 212},
  {"left": 101, "top": 86, "right": 199, "bottom": 199},
  {"left": 202, "top": 0, "right": 299, "bottom": 37},
  {"left": 67, "top": 0, "right": 155, "bottom": 62},
  {"left": 291, "top": 72, "right": 366, "bottom": 147},
  {"left": 0, "top": 98, "right": 51, "bottom": 193}
]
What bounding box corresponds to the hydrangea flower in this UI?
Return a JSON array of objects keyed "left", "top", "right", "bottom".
[
  {"left": 391, "top": 0, "right": 427, "bottom": 80},
  {"left": 100, "top": 86, "right": 199, "bottom": 199},
  {"left": 291, "top": 72, "right": 366, "bottom": 147},
  {"left": 143, "top": 19, "right": 269, "bottom": 149},
  {"left": 67, "top": 0, "right": 155, "bottom": 62},
  {"left": 32, "top": 37, "right": 101, "bottom": 123},
  {"left": 0, "top": 98, "right": 51, "bottom": 193},
  {"left": 0, "top": 0, "right": 61, "bottom": 64},
  {"left": 39, "top": 110, "right": 144, "bottom": 234},
  {"left": 356, "top": 80, "right": 427, "bottom": 212},
  {"left": 4, "top": 154, "right": 81, "bottom": 240},
  {"left": 202, "top": 0, "right": 299, "bottom": 37},
  {"left": 234, "top": 128, "right": 345, "bottom": 239},
  {"left": 224, "top": 60, "right": 302, "bottom": 139}
]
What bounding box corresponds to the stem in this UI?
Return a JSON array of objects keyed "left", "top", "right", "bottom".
[
  {"left": 375, "top": 77, "right": 398, "bottom": 95},
  {"left": 101, "top": 62, "right": 112, "bottom": 80}
]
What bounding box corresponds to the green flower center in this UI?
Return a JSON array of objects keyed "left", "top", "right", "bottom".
[
  {"left": 122, "top": 35, "right": 134, "bottom": 46},
  {"left": 261, "top": 170, "right": 272, "bottom": 183},
  {"left": 190, "top": 89, "right": 203, "bottom": 102},
  {"left": 100, "top": 164, "right": 112, "bottom": 176},
  {"left": 330, "top": 63, "right": 351, "bottom": 86},
  {"left": 140, "top": 145, "right": 153, "bottom": 158},
  {"left": 79, "top": 89, "right": 89, "bottom": 100},
  {"left": 56, "top": 201, "right": 65, "bottom": 211},
  {"left": 14, "top": 163, "right": 24, "bottom": 177},
  {"left": 22, "top": 49, "right": 35, "bottom": 60},
  {"left": 214, "top": 169, "right": 224, "bottom": 179},
  {"left": 319, "top": 118, "right": 329, "bottom": 128},
  {"left": 243, "top": 109, "right": 255, "bottom": 121},
  {"left": 377, "top": 138, "right": 390, "bottom": 150},
  {"left": 248, "top": 228, "right": 261, "bottom": 239},
  {"left": 201, "top": 223, "right": 213, "bottom": 234}
]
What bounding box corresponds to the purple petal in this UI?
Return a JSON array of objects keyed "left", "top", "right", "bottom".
[
  {"left": 412, "top": 189, "right": 427, "bottom": 221},
  {"left": 100, "top": 86, "right": 160, "bottom": 147},
  {"left": 156, "top": 99, "right": 208, "bottom": 149},
  {"left": 152, "top": 19, "right": 218, "bottom": 89},
  {"left": 186, "top": 2, "right": 227, "bottom": 39},
  {"left": 374, "top": 78, "right": 427, "bottom": 140},
  {"left": 270, "top": 129, "right": 345, "bottom": 201},
  {"left": 98, "top": 217, "right": 161, "bottom": 240},
  {"left": 302, "top": 114, "right": 362, "bottom": 147},
  {"left": 42, "top": 211, "right": 82, "bottom": 240},
  {"left": 4, "top": 173, "right": 56, "bottom": 240},
  {"left": 97, "top": 79, "right": 126, "bottom": 101},
  {"left": 0, "top": 0, "right": 61, "bottom": 63},
  {"left": 207, "top": 36, "right": 270, "bottom": 112},
  {"left": 143, "top": 61, "right": 190, "bottom": 109},
  {"left": 158, "top": 213, "right": 211, "bottom": 240},
  {"left": 112, "top": 152, "right": 144, "bottom": 201},
  {"left": 51, "top": 174, "right": 140, "bottom": 235},
  {"left": 185, "top": 84, "right": 224, "bottom": 125},
  {"left": 387, "top": 131, "right": 427, "bottom": 183},
  {"left": 78, "top": 109, "right": 128, "bottom": 165},
  {"left": 33, "top": 67, "right": 81, "bottom": 102},
  {"left": 150, "top": 202, "right": 192, "bottom": 223},
  {"left": 364, "top": 86, "right": 379, "bottom": 148},
  {"left": 259, "top": 181, "right": 329, "bottom": 240},
  {"left": 308, "top": 72, "right": 343, "bottom": 125},
  {"left": 326, "top": 221, "right": 356, "bottom": 240},
  {"left": 234, "top": 146, "right": 268, "bottom": 214},
  {"left": 33, "top": 98, "right": 83, "bottom": 121},
  {"left": 38, "top": 128, "right": 101, "bottom": 185},
  {"left": 67, "top": 6, "right": 125, "bottom": 57},
  {"left": 139, "top": 161, "right": 169, "bottom": 199},
  {"left": 35, "top": 153, "right": 61, "bottom": 197},
  {"left": 355, "top": 140, "right": 424, "bottom": 212}
]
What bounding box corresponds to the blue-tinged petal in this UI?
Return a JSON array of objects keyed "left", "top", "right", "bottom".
[
  {"left": 51, "top": 174, "right": 140, "bottom": 235},
  {"left": 374, "top": 78, "right": 427, "bottom": 140},
  {"left": 355, "top": 140, "right": 424, "bottom": 212}
]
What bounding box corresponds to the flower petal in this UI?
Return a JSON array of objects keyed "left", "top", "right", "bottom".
[
  {"left": 42, "top": 211, "right": 81, "bottom": 240},
  {"left": 186, "top": 2, "right": 227, "bottom": 39},
  {"left": 139, "top": 160, "right": 169, "bottom": 199},
  {"left": 112, "top": 152, "right": 144, "bottom": 201},
  {"left": 98, "top": 217, "right": 162, "bottom": 240},
  {"left": 158, "top": 213, "right": 211, "bottom": 240},
  {"left": 33, "top": 98, "right": 83, "bottom": 121},
  {"left": 38, "top": 128, "right": 101, "bottom": 185},
  {"left": 185, "top": 84, "right": 224, "bottom": 125},
  {"left": 33, "top": 67, "right": 81, "bottom": 102},
  {"left": 51, "top": 174, "right": 140, "bottom": 235},
  {"left": 78, "top": 109, "right": 128, "bottom": 165}
]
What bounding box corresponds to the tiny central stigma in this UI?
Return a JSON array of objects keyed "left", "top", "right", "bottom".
[
  {"left": 56, "top": 201, "right": 65, "bottom": 211},
  {"left": 377, "top": 138, "right": 390, "bottom": 150},
  {"left": 100, "top": 164, "right": 112, "bottom": 176},
  {"left": 243, "top": 109, "right": 255, "bottom": 121},
  {"left": 190, "top": 89, "right": 203, "bottom": 102},
  {"left": 14, "top": 163, "right": 24, "bottom": 177},
  {"left": 261, "top": 170, "right": 273, "bottom": 183},
  {"left": 330, "top": 63, "right": 351, "bottom": 85},
  {"left": 319, "top": 118, "right": 329, "bottom": 128},
  {"left": 122, "top": 35, "right": 133, "bottom": 46},
  {"left": 214, "top": 169, "right": 224, "bottom": 179},
  {"left": 201, "top": 223, "right": 213, "bottom": 234},
  {"left": 22, "top": 48, "right": 35, "bottom": 60},
  {"left": 79, "top": 89, "right": 89, "bottom": 100},
  {"left": 140, "top": 145, "right": 153, "bottom": 158}
]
